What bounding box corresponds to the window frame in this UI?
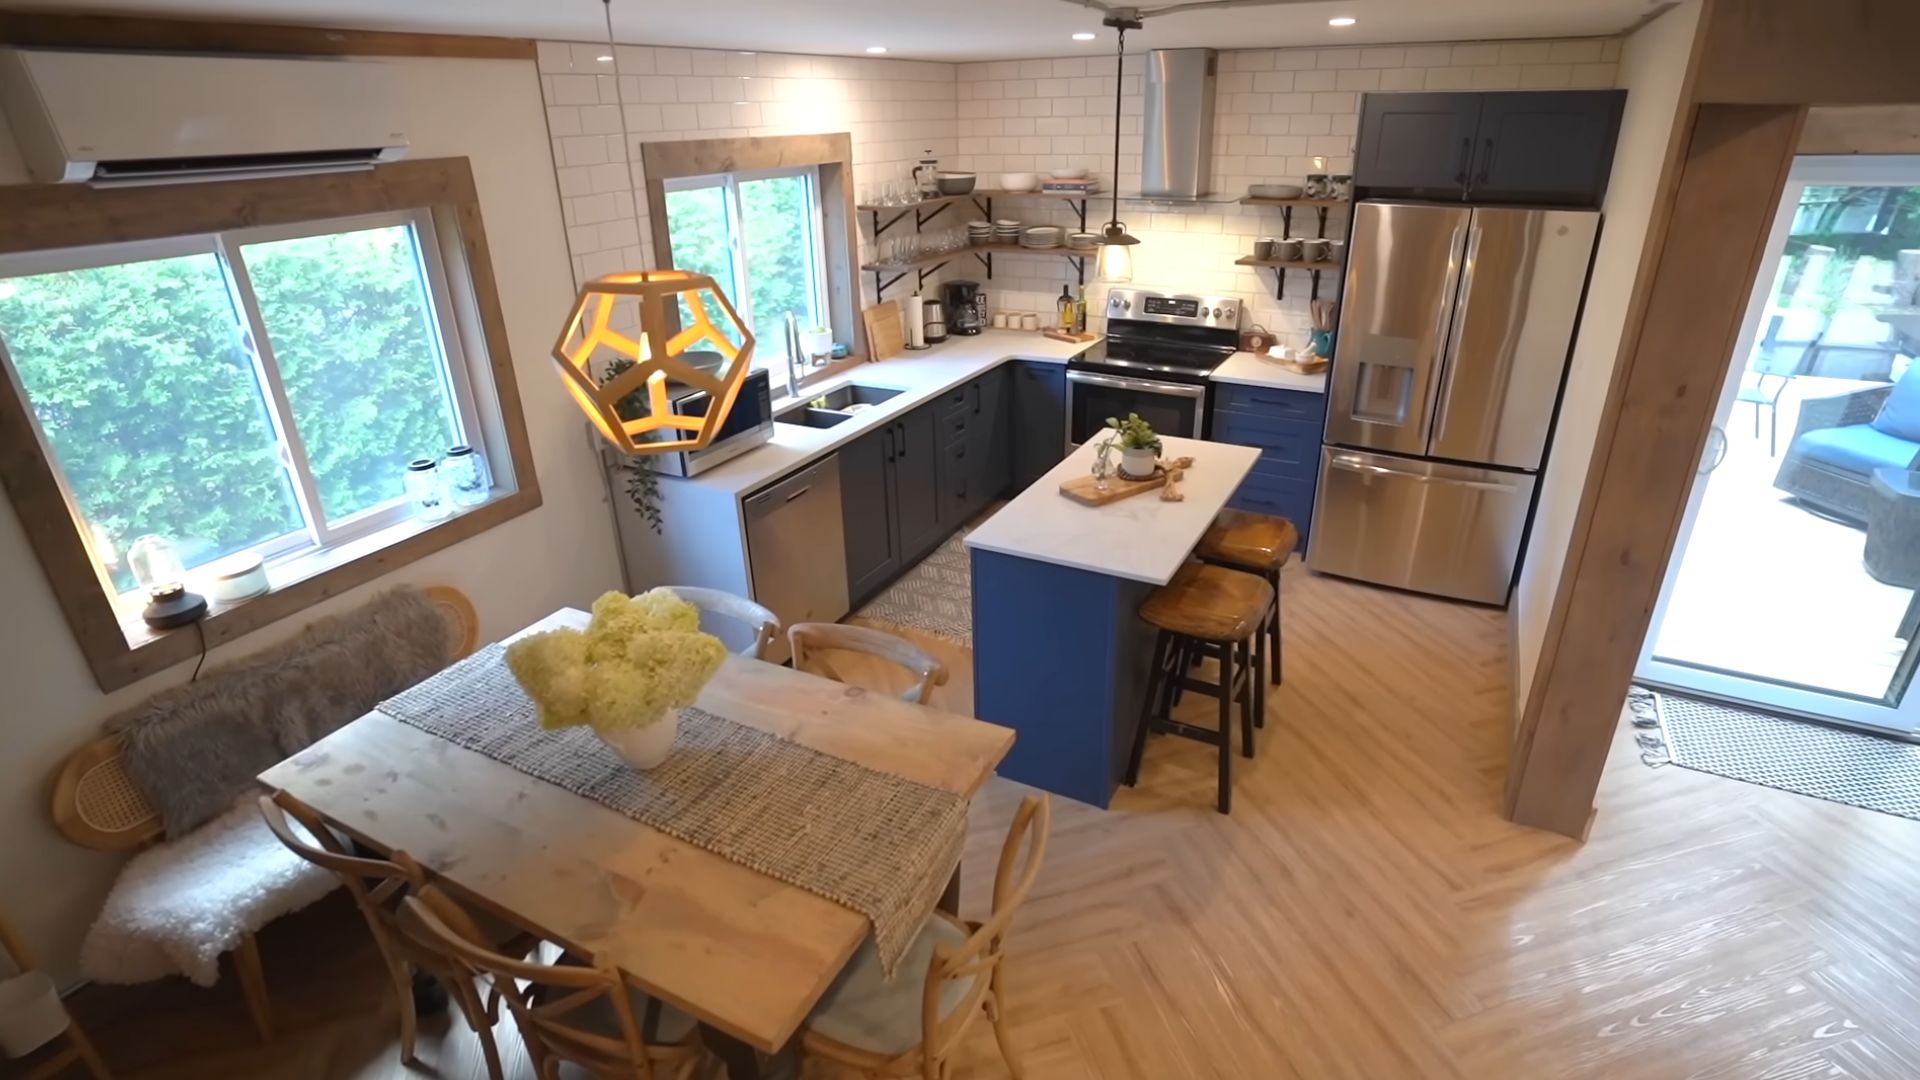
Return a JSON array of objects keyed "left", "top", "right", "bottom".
[
  {"left": 0, "top": 207, "right": 501, "bottom": 599},
  {"left": 0, "top": 157, "right": 543, "bottom": 692},
  {"left": 662, "top": 164, "right": 833, "bottom": 391}
]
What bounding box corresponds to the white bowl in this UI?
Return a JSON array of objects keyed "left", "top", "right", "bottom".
[
  {"left": 1051, "top": 168, "right": 1090, "bottom": 180},
  {"left": 998, "top": 172, "right": 1038, "bottom": 193}
]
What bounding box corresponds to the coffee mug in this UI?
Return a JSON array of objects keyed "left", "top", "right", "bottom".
[
  {"left": 1325, "top": 239, "right": 1346, "bottom": 264},
  {"left": 1252, "top": 238, "right": 1275, "bottom": 260},
  {"left": 1330, "top": 174, "right": 1353, "bottom": 200},
  {"left": 1304, "top": 174, "right": 1330, "bottom": 199},
  {"left": 1300, "top": 238, "right": 1330, "bottom": 262},
  {"left": 1273, "top": 237, "right": 1303, "bottom": 262},
  {"left": 1021, "top": 313, "right": 1040, "bottom": 331},
  {"left": 992, "top": 313, "right": 1008, "bottom": 328}
]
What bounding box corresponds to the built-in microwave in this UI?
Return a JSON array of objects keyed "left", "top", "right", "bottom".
[{"left": 644, "top": 368, "right": 775, "bottom": 477}]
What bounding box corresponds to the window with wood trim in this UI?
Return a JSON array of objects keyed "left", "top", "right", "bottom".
[{"left": 0, "top": 158, "right": 541, "bottom": 692}]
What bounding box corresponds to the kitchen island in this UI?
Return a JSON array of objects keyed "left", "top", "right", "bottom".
[{"left": 965, "top": 435, "right": 1261, "bottom": 808}]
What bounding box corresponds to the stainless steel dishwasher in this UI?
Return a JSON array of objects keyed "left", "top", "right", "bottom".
[{"left": 744, "top": 455, "right": 850, "bottom": 665}]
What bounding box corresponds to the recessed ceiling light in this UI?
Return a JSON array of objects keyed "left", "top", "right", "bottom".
[
  {"left": 596, "top": 54, "right": 614, "bottom": 62},
  {"left": 1328, "top": 16, "right": 1357, "bottom": 26},
  {"left": 865, "top": 45, "right": 888, "bottom": 54},
  {"left": 1072, "top": 32, "right": 1096, "bottom": 40}
]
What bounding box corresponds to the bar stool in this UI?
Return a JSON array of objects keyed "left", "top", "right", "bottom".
[
  {"left": 1196, "top": 510, "right": 1298, "bottom": 697},
  {"left": 1125, "top": 562, "right": 1274, "bottom": 814}
]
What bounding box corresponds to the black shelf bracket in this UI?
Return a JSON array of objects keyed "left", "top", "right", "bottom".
[
  {"left": 970, "top": 195, "right": 994, "bottom": 220},
  {"left": 1258, "top": 266, "right": 1328, "bottom": 302},
  {"left": 869, "top": 259, "right": 952, "bottom": 298},
  {"left": 1276, "top": 204, "right": 1332, "bottom": 242},
  {"left": 869, "top": 208, "right": 913, "bottom": 238},
  {"left": 1069, "top": 254, "right": 1087, "bottom": 286},
  {"left": 915, "top": 202, "right": 951, "bottom": 230},
  {"left": 972, "top": 250, "right": 993, "bottom": 277}
]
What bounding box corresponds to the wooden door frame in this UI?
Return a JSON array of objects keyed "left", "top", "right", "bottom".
[{"left": 1506, "top": 0, "right": 1920, "bottom": 838}]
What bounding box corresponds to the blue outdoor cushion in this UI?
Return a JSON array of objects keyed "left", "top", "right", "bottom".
[
  {"left": 1873, "top": 365, "right": 1920, "bottom": 442},
  {"left": 1794, "top": 423, "right": 1920, "bottom": 476}
]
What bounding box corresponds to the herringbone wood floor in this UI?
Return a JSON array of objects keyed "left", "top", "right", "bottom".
[{"left": 28, "top": 567, "right": 1920, "bottom": 1079}]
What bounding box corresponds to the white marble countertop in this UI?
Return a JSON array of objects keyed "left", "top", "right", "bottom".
[
  {"left": 676, "top": 330, "right": 1100, "bottom": 498},
  {"left": 1210, "top": 350, "right": 1329, "bottom": 394},
  {"left": 964, "top": 435, "right": 1260, "bottom": 586}
]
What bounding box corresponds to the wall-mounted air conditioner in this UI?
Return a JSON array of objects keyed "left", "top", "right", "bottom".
[{"left": 0, "top": 47, "right": 410, "bottom": 185}]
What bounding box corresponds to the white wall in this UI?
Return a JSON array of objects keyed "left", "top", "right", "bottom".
[
  {"left": 1510, "top": 2, "right": 1702, "bottom": 725},
  {"left": 0, "top": 56, "right": 623, "bottom": 985},
  {"left": 534, "top": 41, "right": 957, "bottom": 293}
]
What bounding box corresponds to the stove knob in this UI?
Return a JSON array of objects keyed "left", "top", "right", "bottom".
[{"left": 1210, "top": 307, "right": 1221, "bottom": 318}]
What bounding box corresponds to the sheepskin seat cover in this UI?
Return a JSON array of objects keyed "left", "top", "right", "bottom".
[{"left": 79, "top": 797, "right": 337, "bottom": 987}]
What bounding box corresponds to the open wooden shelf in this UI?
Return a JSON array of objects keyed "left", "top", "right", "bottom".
[
  {"left": 854, "top": 188, "right": 1102, "bottom": 214},
  {"left": 1234, "top": 256, "right": 1343, "bottom": 271},
  {"left": 1239, "top": 196, "right": 1351, "bottom": 209},
  {"left": 863, "top": 242, "right": 1095, "bottom": 296}
]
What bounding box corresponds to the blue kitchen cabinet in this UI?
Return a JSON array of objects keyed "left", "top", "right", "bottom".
[{"left": 1211, "top": 383, "right": 1327, "bottom": 546}]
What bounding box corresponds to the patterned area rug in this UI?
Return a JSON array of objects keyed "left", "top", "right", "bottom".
[
  {"left": 1632, "top": 686, "right": 1920, "bottom": 821},
  {"left": 854, "top": 520, "right": 982, "bottom": 646}
]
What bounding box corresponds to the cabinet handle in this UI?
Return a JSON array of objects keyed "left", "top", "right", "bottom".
[
  {"left": 972, "top": 383, "right": 982, "bottom": 415},
  {"left": 1454, "top": 137, "right": 1470, "bottom": 185},
  {"left": 896, "top": 422, "right": 907, "bottom": 459},
  {"left": 1475, "top": 138, "right": 1493, "bottom": 185},
  {"left": 883, "top": 426, "right": 895, "bottom": 462}
]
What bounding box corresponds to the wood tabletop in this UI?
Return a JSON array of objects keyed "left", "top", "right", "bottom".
[{"left": 258, "top": 608, "right": 1015, "bottom": 1054}]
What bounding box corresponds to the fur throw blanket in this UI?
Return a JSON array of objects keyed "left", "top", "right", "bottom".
[
  {"left": 110, "top": 586, "right": 454, "bottom": 837},
  {"left": 79, "top": 796, "right": 339, "bottom": 987}
]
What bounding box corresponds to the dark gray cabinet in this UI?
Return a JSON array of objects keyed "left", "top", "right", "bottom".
[
  {"left": 892, "top": 403, "right": 945, "bottom": 564},
  {"left": 1356, "top": 89, "right": 1625, "bottom": 207},
  {"left": 1010, "top": 361, "right": 1068, "bottom": 489},
  {"left": 939, "top": 368, "right": 1013, "bottom": 526},
  {"left": 840, "top": 424, "right": 901, "bottom": 606}
]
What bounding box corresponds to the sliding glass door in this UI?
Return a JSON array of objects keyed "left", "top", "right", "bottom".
[{"left": 1637, "top": 155, "right": 1920, "bottom": 735}]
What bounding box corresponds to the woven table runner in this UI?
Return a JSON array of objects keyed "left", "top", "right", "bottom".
[{"left": 378, "top": 643, "right": 967, "bottom": 976}]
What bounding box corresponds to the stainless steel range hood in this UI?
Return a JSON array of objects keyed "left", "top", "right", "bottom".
[{"left": 1140, "top": 48, "right": 1217, "bottom": 200}]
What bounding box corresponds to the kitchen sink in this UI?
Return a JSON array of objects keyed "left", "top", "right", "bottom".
[
  {"left": 811, "top": 384, "right": 903, "bottom": 411},
  {"left": 774, "top": 406, "right": 852, "bottom": 429}
]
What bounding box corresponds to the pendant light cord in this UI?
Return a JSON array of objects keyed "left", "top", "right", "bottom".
[{"left": 1109, "top": 23, "right": 1126, "bottom": 231}]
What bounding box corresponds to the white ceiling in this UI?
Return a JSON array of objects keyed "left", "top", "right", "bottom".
[{"left": 13, "top": 0, "right": 1666, "bottom": 60}]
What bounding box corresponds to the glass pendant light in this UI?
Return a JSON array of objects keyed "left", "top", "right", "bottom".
[{"left": 1096, "top": 15, "right": 1143, "bottom": 282}]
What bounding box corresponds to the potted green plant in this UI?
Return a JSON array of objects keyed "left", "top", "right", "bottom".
[
  {"left": 1103, "top": 413, "right": 1162, "bottom": 480},
  {"left": 505, "top": 589, "right": 727, "bottom": 769}
]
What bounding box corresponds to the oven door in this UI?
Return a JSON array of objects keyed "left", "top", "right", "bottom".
[{"left": 1065, "top": 369, "right": 1208, "bottom": 447}]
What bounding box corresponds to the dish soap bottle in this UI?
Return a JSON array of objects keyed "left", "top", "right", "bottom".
[{"left": 1057, "top": 285, "right": 1076, "bottom": 331}]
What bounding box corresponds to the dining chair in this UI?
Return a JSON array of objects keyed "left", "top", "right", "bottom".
[
  {"left": 788, "top": 622, "right": 950, "bottom": 704},
  {"left": 800, "top": 794, "right": 1051, "bottom": 1080},
  {"left": 256, "top": 793, "right": 531, "bottom": 1080},
  {"left": 664, "top": 585, "right": 780, "bottom": 660},
  {"left": 400, "top": 887, "right": 704, "bottom": 1080}
]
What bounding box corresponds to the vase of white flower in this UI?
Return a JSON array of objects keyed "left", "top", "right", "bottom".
[
  {"left": 595, "top": 709, "right": 679, "bottom": 769},
  {"left": 505, "top": 588, "right": 727, "bottom": 772}
]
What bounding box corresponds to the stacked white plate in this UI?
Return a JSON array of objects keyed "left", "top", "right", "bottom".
[
  {"left": 992, "top": 219, "right": 1023, "bottom": 244},
  {"left": 966, "top": 220, "right": 993, "bottom": 246},
  {"left": 1066, "top": 232, "right": 1100, "bottom": 252},
  {"left": 1020, "top": 226, "right": 1064, "bottom": 250}
]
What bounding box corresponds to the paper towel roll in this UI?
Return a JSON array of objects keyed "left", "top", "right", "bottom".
[{"left": 904, "top": 293, "right": 926, "bottom": 348}]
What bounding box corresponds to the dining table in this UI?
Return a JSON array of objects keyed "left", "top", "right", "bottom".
[{"left": 257, "top": 607, "right": 1015, "bottom": 1079}]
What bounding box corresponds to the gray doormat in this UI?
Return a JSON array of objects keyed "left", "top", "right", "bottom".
[
  {"left": 853, "top": 518, "right": 984, "bottom": 646},
  {"left": 1631, "top": 686, "right": 1920, "bottom": 821}
]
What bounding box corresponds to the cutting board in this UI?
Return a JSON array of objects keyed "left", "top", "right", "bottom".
[
  {"left": 1059, "top": 467, "right": 1167, "bottom": 506},
  {"left": 1042, "top": 329, "right": 1099, "bottom": 345},
  {"left": 862, "top": 301, "right": 905, "bottom": 361}
]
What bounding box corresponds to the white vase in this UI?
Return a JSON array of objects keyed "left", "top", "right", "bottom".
[
  {"left": 595, "top": 709, "right": 679, "bottom": 769},
  {"left": 1119, "top": 446, "right": 1158, "bottom": 480}
]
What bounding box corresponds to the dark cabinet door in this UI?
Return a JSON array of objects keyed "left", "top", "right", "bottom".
[
  {"left": 840, "top": 425, "right": 901, "bottom": 607},
  {"left": 1010, "top": 361, "right": 1068, "bottom": 489},
  {"left": 1354, "top": 92, "right": 1483, "bottom": 200},
  {"left": 969, "top": 368, "right": 1011, "bottom": 515},
  {"left": 892, "top": 404, "right": 946, "bottom": 563},
  {"left": 1470, "top": 90, "right": 1625, "bottom": 206}
]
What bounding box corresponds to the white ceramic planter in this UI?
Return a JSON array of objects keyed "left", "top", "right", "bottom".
[
  {"left": 1119, "top": 446, "right": 1158, "bottom": 480},
  {"left": 595, "top": 709, "right": 679, "bottom": 770},
  {"left": 0, "top": 971, "right": 69, "bottom": 1059}
]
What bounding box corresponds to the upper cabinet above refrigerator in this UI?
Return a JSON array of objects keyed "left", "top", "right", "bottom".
[{"left": 1354, "top": 90, "right": 1627, "bottom": 208}]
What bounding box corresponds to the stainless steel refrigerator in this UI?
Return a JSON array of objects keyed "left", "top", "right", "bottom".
[{"left": 1307, "top": 201, "right": 1599, "bottom": 605}]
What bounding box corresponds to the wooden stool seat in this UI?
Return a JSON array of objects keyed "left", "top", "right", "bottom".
[
  {"left": 1139, "top": 563, "right": 1274, "bottom": 642},
  {"left": 1196, "top": 510, "right": 1299, "bottom": 572}
]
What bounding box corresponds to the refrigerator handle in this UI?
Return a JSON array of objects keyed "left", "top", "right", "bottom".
[
  {"left": 1430, "top": 223, "right": 1483, "bottom": 450},
  {"left": 1328, "top": 452, "right": 1523, "bottom": 493},
  {"left": 1416, "top": 223, "right": 1468, "bottom": 438}
]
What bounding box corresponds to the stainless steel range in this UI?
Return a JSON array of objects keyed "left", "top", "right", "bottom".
[{"left": 1066, "top": 288, "right": 1240, "bottom": 447}]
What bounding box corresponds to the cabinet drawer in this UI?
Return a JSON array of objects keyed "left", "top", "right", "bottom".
[
  {"left": 1228, "top": 474, "right": 1316, "bottom": 534},
  {"left": 1213, "top": 384, "right": 1325, "bottom": 422},
  {"left": 941, "top": 385, "right": 972, "bottom": 417},
  {"left": 1210, "top": 420, "right": 1320, "bottom": 471},
  {"left": 941, "top": 411, "right": 971, "bottom": 445}
]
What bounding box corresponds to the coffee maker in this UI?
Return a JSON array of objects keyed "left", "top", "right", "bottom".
[{"left": 941, "top": 280, "right": 985, "bottom": 336}]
